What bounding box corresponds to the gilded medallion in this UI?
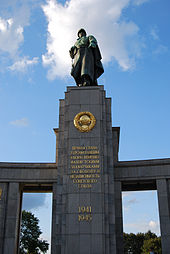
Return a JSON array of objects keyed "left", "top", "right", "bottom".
[{"left": 74, "top": 112, "right": 96, "bottom": 132}]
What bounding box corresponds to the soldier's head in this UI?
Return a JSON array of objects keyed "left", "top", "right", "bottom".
[{"left": 77, "top": 28, "right": 86, "bottom": 38}]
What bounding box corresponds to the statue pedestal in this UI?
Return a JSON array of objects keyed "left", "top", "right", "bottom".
[{"left": 52, "top": 86, "right": 120, "bottom": 254}]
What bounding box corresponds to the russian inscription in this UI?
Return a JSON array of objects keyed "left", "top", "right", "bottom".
[{"left": 70, "top": 146, "right": 100, "bottom": 188}]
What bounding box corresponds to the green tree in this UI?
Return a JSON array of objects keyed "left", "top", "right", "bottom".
[
  {"left": 142, "top": 237, "right": 162, "bottom": 254},
  {"left": 124, "top": 232, "right": 144, "bottom": 254},
  {"left": 123, "top": 231, "right": 162, "bottom": 254},
  {"left": 19, "top": 210, "right": 49, "bottom": 254},
  {"left": 144, "top": 230, "right": 157, "bottom": 241}
]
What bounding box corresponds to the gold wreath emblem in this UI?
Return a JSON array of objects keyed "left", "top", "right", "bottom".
[{"left": 74, "top": 112, "right": 96, "bottom": 132}]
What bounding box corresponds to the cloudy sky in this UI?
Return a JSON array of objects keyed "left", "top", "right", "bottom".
[{"left": 1, "top": 0, "right": 170, "bottom": 250}]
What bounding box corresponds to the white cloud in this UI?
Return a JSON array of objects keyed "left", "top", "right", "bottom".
[
  {"left": 150, "top": 27, "right": 159, "bottom": 40},
  {"left": 10, "top": 117, "right": 29, "bottom": 127},
  {"left": 150, "top": 27, "right": 168, "bottom": 56},
  {"left": 0, "top": 17, "right": 24, "bottom": 56},
  {"left": 149, "top": 220, "right": 157, "bottom": 228},
  {"left": 124, "top": 198, "right": 138, "bottom": 211},
  {"left": 125, "top": 220, "right": 160, "bottom": 235},
  {"left": 0, "top": 0, "right": 39, "bottom": 60},
  {"left": 133, "top": 0, "right": 149, "bottom": 5},
  {"left": 42, "top": 0, "right": 144, "bottom": 79},
  {"left": 153, "top": 45, "right": 168, "bottom": 55},
  {"left": 8, "top": 57, "right": 39, "bottom": 72}
]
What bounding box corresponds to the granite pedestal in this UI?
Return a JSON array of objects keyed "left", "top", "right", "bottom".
[{"left": 52, "top": 86, "right": 116, "bottom": 254}]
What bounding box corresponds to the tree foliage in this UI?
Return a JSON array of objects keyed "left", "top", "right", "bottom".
[
  {"left": 142, "top": 237, "right": 162, "bottom": 254},
  {"left": 19, "top": 210, "right": 49, "bottom": 254},
  {"left": 123, "top": 230, "right": 162, "bottom": 254}
]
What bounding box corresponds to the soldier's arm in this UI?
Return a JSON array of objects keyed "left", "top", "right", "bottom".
[{"left": 69, "top": 46, "right": 76, "bottom": 59}]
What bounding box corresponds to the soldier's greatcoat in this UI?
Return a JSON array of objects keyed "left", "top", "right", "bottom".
[{"left": 70, "top": 35, "right": 104, "bottom": 86}]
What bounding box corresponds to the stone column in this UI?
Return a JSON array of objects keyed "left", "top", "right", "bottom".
[
  {"left": 114, "top": 181, "right": 123, "bottom": 254},
  {"left": 157, "top": 179, "right": 170, "bottom": 254},
  {"left": 3, "top": 182, "right": 21, "bottom": 254},
  {"left": 0, "top": 183, "right": 8, "bottom": 253},
  {"left": 54, "top": 86, "right": 116, "bottom": 254},
  {"left": 51, "top": 181, "right": 65, "bottom": 254}
]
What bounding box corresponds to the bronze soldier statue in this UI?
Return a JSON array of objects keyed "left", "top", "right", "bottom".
[{"left": 69, "top": 28, "right": 104, "bottom": 87}]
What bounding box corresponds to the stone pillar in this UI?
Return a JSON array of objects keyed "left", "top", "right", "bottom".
[
  {"left": 3, "top": 182, "right": 21, "bottom": 254},
  {"left": 0, "top": 183, "right": 8, "bottom": 253},
  {"left": 114, "top": 181, "right": 123, "bottom": 254},
  {"left": 53, "top": 86, "right": 116, "bottom": 254},
  {"left": 157, "top": 179, "right": 170, "bottom": 254},
  {"left": 51, "top": 181, "right": 65, "bottom": 254}
]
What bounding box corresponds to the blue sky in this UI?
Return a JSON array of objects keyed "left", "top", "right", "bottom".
[{"left": 1, "top": 0, "right": 170, "bottom": 249}]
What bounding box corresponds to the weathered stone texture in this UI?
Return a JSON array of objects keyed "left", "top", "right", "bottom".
[
  {"left": 3, "top": 183, "right": 21, "bottom": 254},
  {"left": 52, "top": 86, "right": 116, "bottom": 254}
]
